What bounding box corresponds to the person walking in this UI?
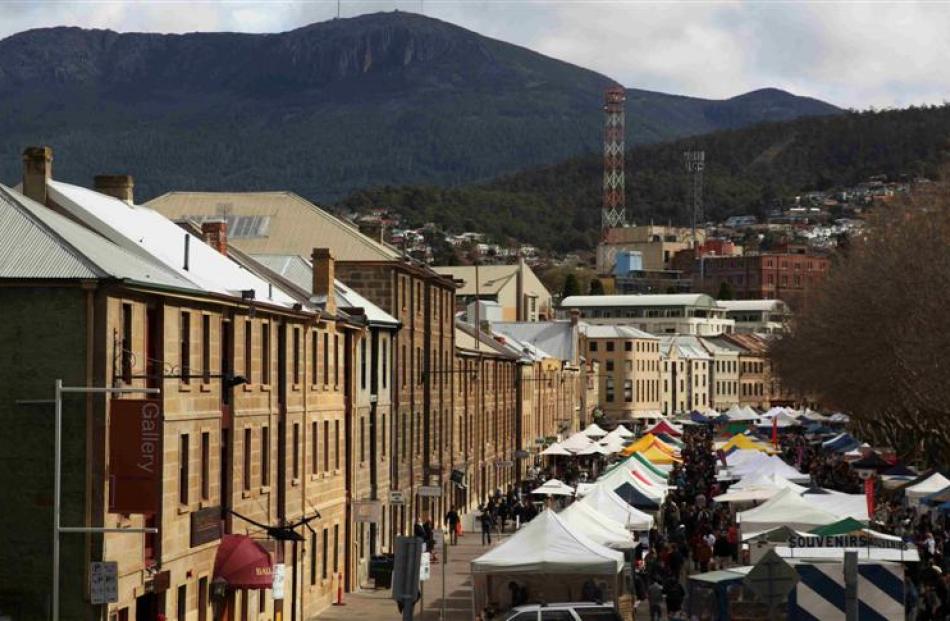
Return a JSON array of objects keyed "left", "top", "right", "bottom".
[
  {"left": 444, "top": 506, "right": 461, "bottom": 545},
  {"left": 647, "top": 579, "right": 664, "bottom": 621},
  {"left": 480, "top": 508, "right": 494, "bottom": 545}
]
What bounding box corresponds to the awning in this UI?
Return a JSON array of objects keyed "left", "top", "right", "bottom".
[{"left": 213, "top": 535, "right": 274, "bottom": 589}]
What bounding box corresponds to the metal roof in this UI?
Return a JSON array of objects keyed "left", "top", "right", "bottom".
[
  {"left": 659, "top": 335, "right": 712, "bottom": 360},
  {"left": 561, "top": 293, "right": 718, "bottom": 308},
  {"left": 491, "top": 321, "right": 578, "bottom": 362},
  {"left": 0, "top": 184, "right": 196, "bottom": 289},
  {"left": 582, "top": 324, "right": 658, "bottom": 340},
  {"left": 718, "top": 300, "right": 789, "bottom": 312}
]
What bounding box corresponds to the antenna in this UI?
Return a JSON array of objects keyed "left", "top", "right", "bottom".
[
  {"left": 602, "top": 86, "right": 626, "bottom": 233},
  {"left": 684, "top": 150, "right": 705, "bottom": 250},
  {"left": 337, "top": 0, "right": 341, "bottom": 19}
]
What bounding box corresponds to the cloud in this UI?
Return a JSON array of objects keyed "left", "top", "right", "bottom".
[{"left": 1, "top": 0, "right": 949, "bottom": 108}]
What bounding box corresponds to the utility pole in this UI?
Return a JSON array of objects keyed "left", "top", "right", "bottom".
[{"left": 684, "top": 150, "right": 705, "bottom": 251}]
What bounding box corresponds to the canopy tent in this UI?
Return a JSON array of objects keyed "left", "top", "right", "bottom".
[
  {"left": 559, "top": 502, "right": 637, "bottom": 550},
  {"left": 561, "top": 432, "right": 594, "bottom": 452},
  {"left": 597, "top": 436, "right": 627, "bottom": 455},
  {"left": 737, "top": 488, "right": 840, "bottom": 532},
  {"left": 722, "top": 405, "right": 759, "bottom": 423},
  {"left": 808, "top": 517, "right": 866, "bottom": 537},
  {"left": 732, "top": 473, "right": 808, "bottom": 494},
  {"left": 690, "top": 410, "right": 713, "bottom": 424},
  {"left": 728, "top": 454, "right": 810, "bottom": 483},
  {"left": 530, "top": 479, "right": 575, "bottom": 497},
  {"left": 850, "top": 452, "right": 892, "bottom": 473},
  {"left": 644, "top": 420, "right": 683, "bottom": 437},
  {"left": 579, "top": 485, "right": 654, "bottom": 531},
  {"left": 612, "top": 424, "right": 635, "bottom": 438},
  {"left": 822, "top": 432, "right": 858, "bottom": 451},
  {"left": 881, "top": 464, "right": 918, "bottom": 489},
  {"left": 614, "top": 482, "right": 661, "bottom": 511},
  {"left": 756, "top": 410, "right": 800, "bottom": 429},
  {"left": 471, "top": 510, "right": 624, "bottom": 614},
  {"left": 905, "top": 472, "right": 950, "bottom": 501},
  {"left": 722, "top": 434, "right": 774, "bottom": 454},
  {"left": 655, "top": 432, "right": 684, "bottom": 448},
  {"left": 574, "top": 482, "right": 596, "bottom": 498},
  {"left": 576, "top": 443, "right": 612, "bottom": 456},
  {"left": 622, "top": 433, "right": 661, "bottom": 455},
  {"left": 629, "top": 460, "right": 668, "bottom": 487},
  {"left": 922, "top": 486, "right": 950, "bottom": 507},
  {"left": 715, "top": 473, "right": 806, "bottom": 503},
  {"left": 630, "top": 453, "right": 669, "bottom": 479},
  {"left": 803, "top": 492, "right": 870, "bottom": 521},
  {"left": 540, "top": 443, "right": 573, "bottom": 456},
  {"left": 582, "top": 423, "right": 608, "bottom": 438},
  {"left": 638, "top": 446, "right": 682, "bottom": 465},
  {"left": 597, "top": 462, "right": 665, "bottom": 502},
  {"left": 828, "top": 413, "right": 851, "bottom": 423}
]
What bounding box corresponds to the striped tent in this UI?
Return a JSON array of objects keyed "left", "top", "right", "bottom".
[{"left": 789, "top": 561, "right": 904, "bottom": 621}]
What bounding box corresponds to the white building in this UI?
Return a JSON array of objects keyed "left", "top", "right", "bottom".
[
  {"left": 659, "top": 335, "right": 712, "bottom": 415},
  {"left": 718, "top": 299, "right": 790, "bottom": 334},
  {"left": 560, "top": 294, "right": 734, "bottom": 336}
]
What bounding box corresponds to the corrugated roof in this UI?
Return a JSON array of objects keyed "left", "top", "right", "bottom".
[
  {"left": 561, "top": 293, "right": 717, "bottom": 308},
  {"left": 0, "top": 184, "right": 196, "bottom": 289},
  {"left": 719, "top": 300, "right": 788, "bottom": 312},
  {"left": 660, "top": 335, "right": 711, "bottom": 360},
  {"left": 254, "top": 254, "right": 399, "bottom": 327},
  {"left": 432, "top": 264, "right": 517, "bottom": 296},
  {"left": 492, "top": 321, "right": 577, "bottom": 362},
  {"left": 582, "top": 324, "right": 658, "bottom": 340},
  {"left": 146, "top": 191, "right": 402, "bottom": 262}
]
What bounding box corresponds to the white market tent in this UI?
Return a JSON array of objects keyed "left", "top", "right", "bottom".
[
  {"left": 582, "top": 423, "right": 608, "bottom": 438},
  {"left": 540, "top": 443, "right": 572, "bottom": 456},
  {"left": 613, "top": 424, "right": 635, "bottom": 438},
  {"left": 803, "top": 492, "right": 870, "bottom": 521},
  {"left": 598, "top": 436, "right": 627, "bottom": 454},
  {"left": 577, "top": 443, "right": 612, "bottom": 456},
  {"left": 737, "top": 488, "right": 840, "bottom": 532},
  {"left": 732, "top": 473, "right": 808, "bottom": 494},
  {"left": 729, "top": 454, "right": 810, "bottom": 484},
  {"left": 905, "top": 473, "right": 950, "bottom": 501},
  {"left": 561, "top": 432, "right": 594, "bottom": 452},
  {"left": 597, "top": 463, "right": 665, "bottom": 502},
  {"left": 723, "top": 405, "right": 758, "bottom": 422},
  {"left": 580, "top": 486, "right": 654, "bottom": 531},
  {"left": 559, "top": 502, "right": 636, "bottom": 550},
  {"left": 471, "top": 510, "right": 624, "bottom": 612},
  {"left": 530, "top": 479, "right": 576, "bottom": 497}
]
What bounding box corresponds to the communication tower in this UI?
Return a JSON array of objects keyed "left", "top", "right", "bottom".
[
  {"left": 602, "top": 86, "right": 627, "bottom": 231},
  {"left": 684, "top": 150, "right": 705, "bottom": 249}
]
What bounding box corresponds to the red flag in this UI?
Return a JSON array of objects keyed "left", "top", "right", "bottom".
[
  {"left": 865, "top": 477, "right": 876, "bottom": 518},
  {"left": 771, "top": 416, "right": 778, "bottom": 447}
]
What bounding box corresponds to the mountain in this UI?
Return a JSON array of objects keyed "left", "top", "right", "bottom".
[
  {"left": 0, "top": 12, "right": 840, "bottom": 202},
  {"left": 339, "top": 104, "right": 950, "bottom": 252}
]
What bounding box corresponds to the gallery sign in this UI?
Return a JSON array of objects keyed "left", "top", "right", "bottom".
[{"left": 109, "top": 399, "right": 162, "bottom": 514}]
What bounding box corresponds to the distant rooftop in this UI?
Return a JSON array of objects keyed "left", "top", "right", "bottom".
[{"left": 561, "top": 293, "right": 717, "bottom": 308}]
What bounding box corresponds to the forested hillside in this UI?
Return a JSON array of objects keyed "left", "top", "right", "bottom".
[{"left": 339, "top": 105, "right": 950, "bottom": 251}]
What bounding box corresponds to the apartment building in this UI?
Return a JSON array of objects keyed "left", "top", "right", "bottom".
[
  {"left": 720, "top": 333, "right": 773, "bottom": 410},
  {"left": 699, "top": 337, "right": 741, "bottom": 411},
  {"left": 581, "top": 325, "right": 661, "bottom": 423},
  {"left": 718, "top": 299, "right": 791, "bottom": 334},
  {"left": 561, "top": 293, "right": 734, "bottom": 336},
  {"left": 659, "top": 335, "right": 712, "bottom": 416}
]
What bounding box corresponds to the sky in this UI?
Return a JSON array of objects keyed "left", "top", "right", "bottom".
[{"left": 2, "top": 0, "right": 949, "bottom": 109}]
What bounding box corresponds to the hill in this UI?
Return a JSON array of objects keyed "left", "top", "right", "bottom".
[
  {"left": 0, "top": 12, "right": 838, "bottom": 201},
  {"left": 338, "top": 105, "right": 950, "bottom": 252}
]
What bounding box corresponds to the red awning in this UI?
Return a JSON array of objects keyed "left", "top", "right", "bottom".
[{"left": 213, "top": 535, "right": 273, "bottom": 589}]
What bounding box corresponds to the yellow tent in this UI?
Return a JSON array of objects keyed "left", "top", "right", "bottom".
[
  {"left": 623, "top": 433, "right": 659, "bottom": 455},
  {"left": 723, "top": 434, "right": 775, "bottom": 454},
  {"left": 639, "top": 445, "right": 682, "bottom": 465},
  {"left": 651, "top": 438, "right": 680, "bottom": 457}
]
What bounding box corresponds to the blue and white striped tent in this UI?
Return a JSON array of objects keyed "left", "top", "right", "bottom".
[{"left": 788, "top": 560, "right": 905, "bottom": 621}]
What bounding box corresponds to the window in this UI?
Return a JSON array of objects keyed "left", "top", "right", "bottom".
[
  {"left": 180, "top": 312, "right": 191, "bottom": 383},
  {"left": 244, "top": 320, "right": 253, "bottom": 383},
  {"left": 121, "top": 303, "right": 133, "bottom": 384},
  {"left": 292, "top": 423, "right": 300, "bottom": 479},
  {"left": 243, "top": 428, "right": 252, "bottom": 491},
  {"left": 261, "top": 426, "right": 270, "bottom": 486},
  {"left": 605, "top": 378, "right": 615, "bottom": 402},
  {"left": 177, "top": 584, "right": 187, "bottom": 621},
  {"left": 624, "top": 341, "right": 632, "bottom": 352},
  {"left": 360, "top": 417, "right": 366, "bottom": 463},
  {"left": 334, "top": 420, "right": 340, "bottom": 469},
  {"left": 200, "top": 431, "right": 210, "bottom": 500},
  {"left": 381, "top": 413, "right": 387, "bottom": 457},
  {"left": 606, "top": 342, "right": 615, "bottom": 352},
  {"left": 240, "top": 590, "right": 248, "bottom": 621},
  {"left": 198, "top": 576, "right": 208, "bottom": 621},
  {"left": 322, "top": 528, "right": 329, "bottom": 580},
  {"left": 360, "top": 337, "right": 367, "bottom": 390},
  {"left": 261, "top": 324, "right": 270, "bottom": 385},
  {"left": 333, "top": 524, "right": 340, "bottom": 572},
  {"left": 589, "top": 342, "right": 598, "bottom": 352},
  {"left": 179, "top": 434, "right": 189, "bottom": 505},
  {"left": 323, "top": 333, "right": 329, "bottom": 385},
  {"left": 624, "top": 380, "right": 633, "bottom": 403},
  {"left": 625, "top": 360, "right": 633, "bottom": 372},
  {"left": 401, "top": 344, "right": 407, "bottom": 387},
  {"left": 323, "top": 421, "right": 330, "bottom": 471},
  {"left": 606, "top": 360, "right": 614, "bottom": 372},
  {"left": 310, "top": 530, "right": 317, "bottom": 585},
  {"left": 311, "top": 331, "right": 318, "bottom": 385},
  {"left": 540, "top": 610, "right": 574, "bottom": 620},
  {"left": 201, "top": 315, "right": 211, "bottom": 384},
  {"left": 293, "top": 327, "right": 300, "bottom": 384},
  {"left": 382, "top": 338, "right": 388, "bottom": 389},
  {"left": 334, "top": 335, "right": 339, "bottom": 387},
  {"left": 311, "top": 421, "right": 318, "bottom": 475}
]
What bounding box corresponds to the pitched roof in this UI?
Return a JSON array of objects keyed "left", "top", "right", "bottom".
[
  {"left": 561, "top": 293, "right": 717, "bottom": 308},
  {"left": 0, "top": 184, "right": 196, "bottom": 289},
  {"left": 491, "top": 320, "right": 578, "bottom": 362},
  {"left": 146, "top": 191, "right": 402, "bottom": 262},
  {"left": 431, "top": 264, "right": 518, "bottom": 295},
  {"left": 660, "top": 335, "right": 712, "bottom": 360},
  {"left": 582, "top": 324, "right": 658, "bottom": 340}
]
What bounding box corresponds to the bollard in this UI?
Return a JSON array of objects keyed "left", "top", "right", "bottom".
[{"left": 333, "top": 572, "right": 346, "bottom": 606}]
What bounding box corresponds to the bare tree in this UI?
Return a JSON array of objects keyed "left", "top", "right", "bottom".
[{"left": 771, "top": 175, "right": 950, "bottom": 467}]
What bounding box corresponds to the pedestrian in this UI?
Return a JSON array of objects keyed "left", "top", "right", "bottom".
[
  {"left": 647, "top": 579, "right": 664, "bottom": 621},
  {"left": 444, "top": 506, "right": 461, "bottom": 545},
  {"left": 413, "top": 517, "right": 426, "bottom": 546},
  {"left": 480, "top": 508, "right": 494, "bottom": 545},
  {"left": 663, "top": 577, "right": 685, "bottom": 619}
]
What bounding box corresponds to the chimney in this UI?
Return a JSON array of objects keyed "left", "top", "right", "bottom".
[
  {"left": 201, "top": 220, "right": 228, "bottom": 256},
  {"left": 94, "top": 174, "right": 135, "bottom": 204},
  {"left": 311, "top": 248, "right": 336, "bottom": 315},
  {"left": 570, "top": 308, "right": 581, "bottom": 326},
  {"left": 358, "top": 220, "right": 386, "bottom": 244},
  {"left": 22, "top": 146, "right": 53, "bottom": 205}
]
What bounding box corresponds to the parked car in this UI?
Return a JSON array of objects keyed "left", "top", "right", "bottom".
[{"left": 503, "top": 602, "right": 621, "bottom": 621}]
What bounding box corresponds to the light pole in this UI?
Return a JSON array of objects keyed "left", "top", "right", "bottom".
[{"left": 32, "top": 379, "right": 161, "bottom": 621}]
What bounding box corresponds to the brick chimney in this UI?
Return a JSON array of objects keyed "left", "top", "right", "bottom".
[
  {"left": 94, "top": 174, "right": 135, "bottom": 204},
  {"left": 311, "top": 248, "right": 336, "bottom": 315},
  {"left": 22, "top": 146, "right": 52, "bottom": 205},
  {"left": 570, "top": 308, "right": 581, "bottom": 326},
  {"left": 201, "top": 220, "right": 228, "bottom": 256},
  {"left": 358, "top": 220, "right": 385, "bottom": 244}
]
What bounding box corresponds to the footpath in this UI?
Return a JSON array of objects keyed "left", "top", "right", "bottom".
[{"left": 314, "top": 512, "right": 507, "bottom": 621}]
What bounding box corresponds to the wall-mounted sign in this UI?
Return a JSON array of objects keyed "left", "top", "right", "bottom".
[
  {"left": 389, "top": 490, "right": 406, "bottom": 505},
  {"left": 353, "top": 499, "right": 382, "bottom": 523},
  {"left": 417, "top": 486, "right": 442, "bottom": 498},
  {"left": 190, "top": 506, "right": 222, "bottom": 547},
  {"left": 109, "top": 399, "right": 162, "bottom": 514},
  {"left": 90, "top": 562, "right": 118, "bottom": 605},
  {"left": 272, "top": 564, "right": 286, "bottom": 600}
]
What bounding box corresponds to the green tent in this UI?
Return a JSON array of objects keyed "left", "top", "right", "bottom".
[
  {"left": 809, "top": 517, "right": 867, "bottom": 537},
  {"left": 631, "top": 452, "right": 669, "bottom": 479}
]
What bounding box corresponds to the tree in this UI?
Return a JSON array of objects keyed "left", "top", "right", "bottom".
[
  {"left": 770, "top": 175, "right": 950, "bottom": 467},
  {"left": 717, "top": 282, "right": 734, "bottom": 300},
  {"left": 562, "top": 273, "right": 581, "bottom": 299},
  {"left": 589, "top": 278, "right": 605, "bottom": 295}
]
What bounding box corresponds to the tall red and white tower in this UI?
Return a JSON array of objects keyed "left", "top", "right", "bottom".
[{"left": 602, "top": 85, "right": 627, "bottom": 231}]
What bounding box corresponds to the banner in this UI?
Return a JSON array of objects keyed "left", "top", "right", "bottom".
[
  {"left": 865, "top": 476, "right": 876, "bottom": 519},
  {"left": 109, "top": 399, "right": 162, "bottom": 514}
]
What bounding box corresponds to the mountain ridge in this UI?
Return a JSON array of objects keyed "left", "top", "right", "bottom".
[{"left": 0, "top": 12, "right": 841, "bottom": 201}]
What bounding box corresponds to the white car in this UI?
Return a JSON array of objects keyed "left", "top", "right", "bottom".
[{"left": 503, "top": 602, "right": 621, "bottom": 621}]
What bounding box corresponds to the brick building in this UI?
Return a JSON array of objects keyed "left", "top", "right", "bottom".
[{"left": 581, "top": 325, "right": 661, "bottom": 423}]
